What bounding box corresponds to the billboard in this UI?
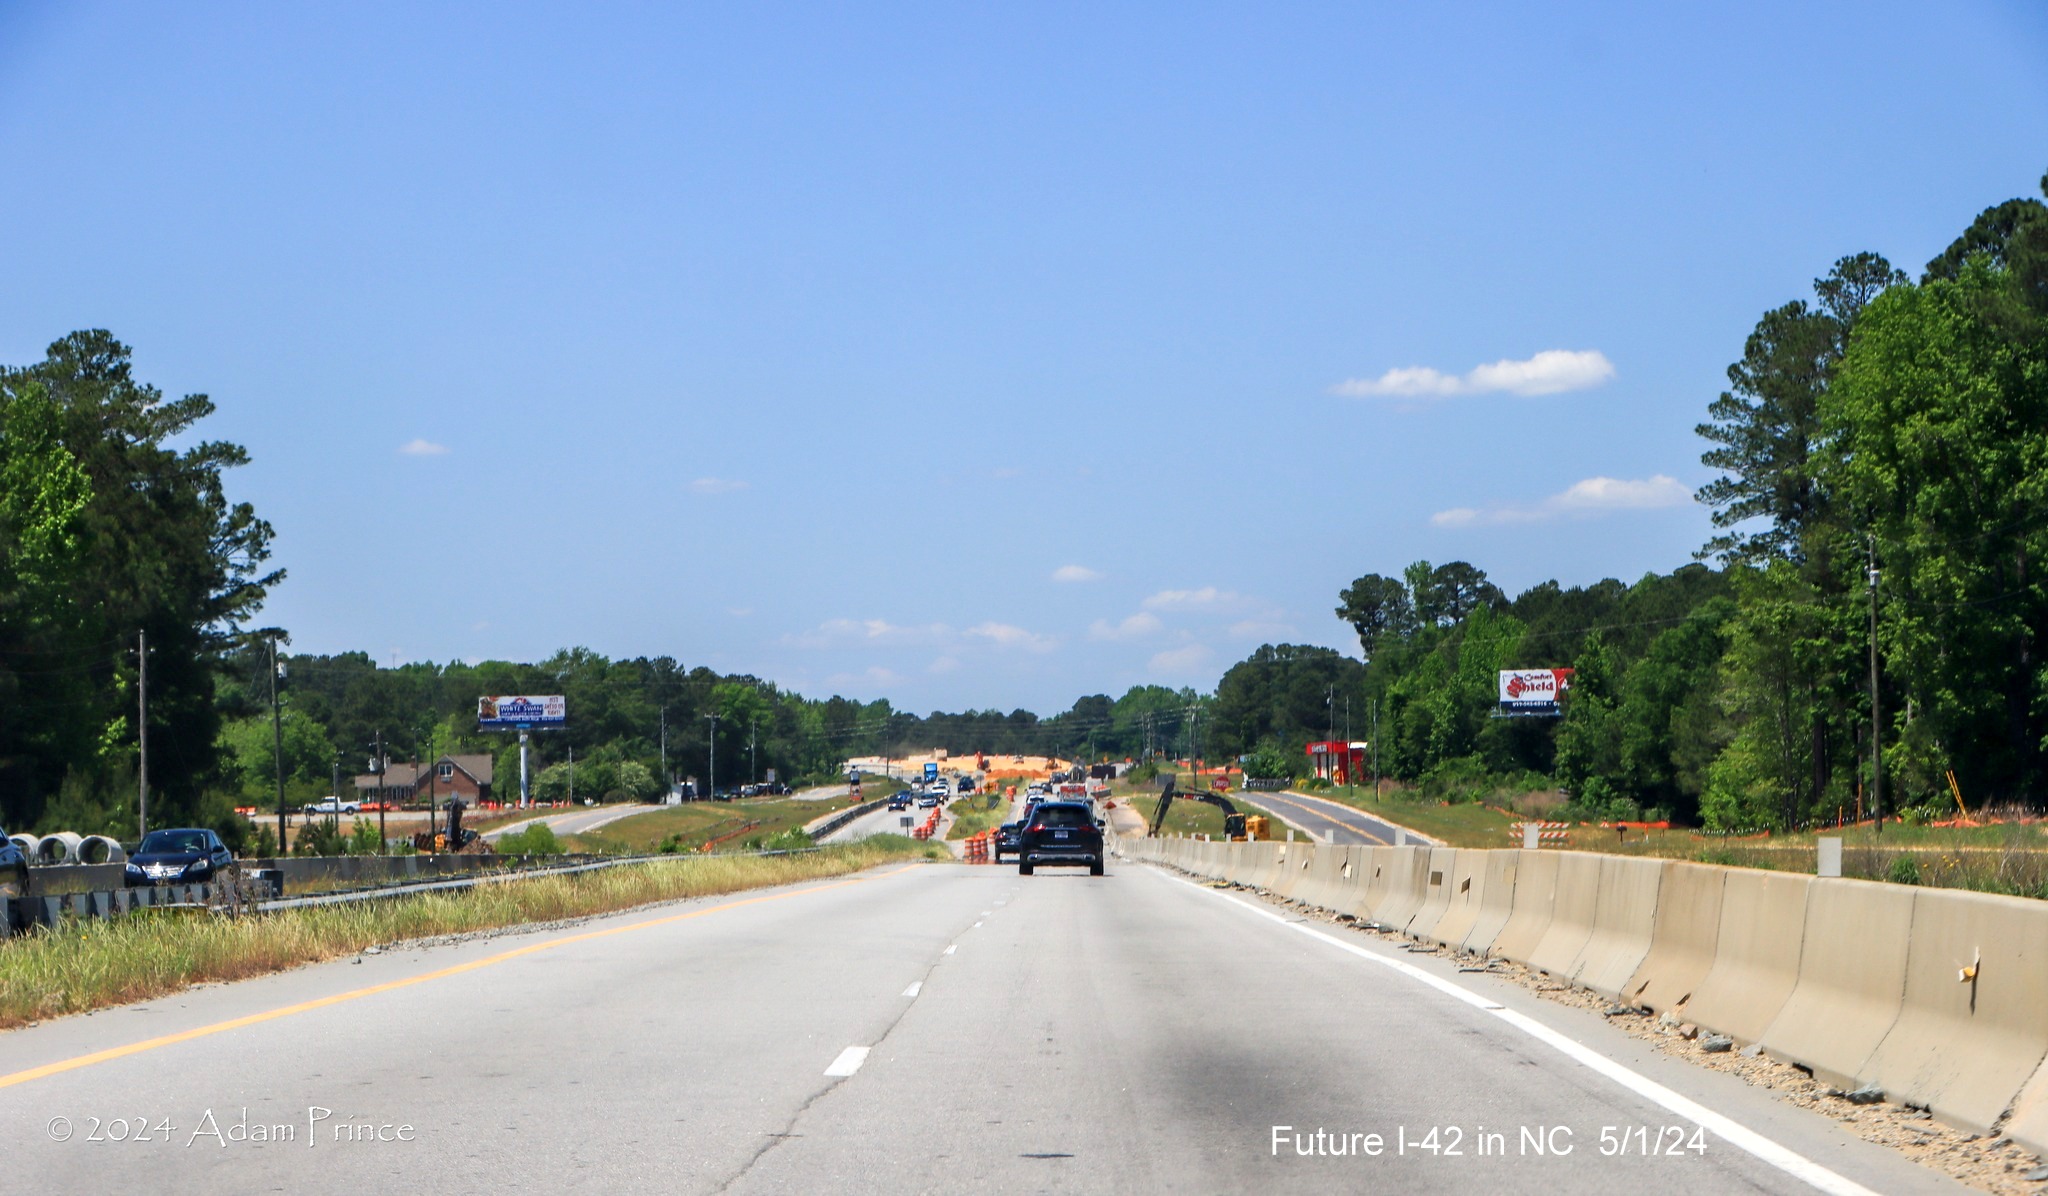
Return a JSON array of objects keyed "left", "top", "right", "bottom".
[
  {"left": 1497, "top": 669, "right": 1574, "bottom": 713},
  {"left": 478, "top": 695, "right": 566, "bottom": 730}
]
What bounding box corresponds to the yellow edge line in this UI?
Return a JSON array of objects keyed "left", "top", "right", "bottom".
[
  {"left": 1253, "top": 793, "right": 1390, "bottom": 845},
  {"left": 0, "top": 862, "right": 924, "bottom": 1091}
]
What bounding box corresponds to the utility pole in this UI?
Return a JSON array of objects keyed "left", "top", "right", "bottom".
[
  {"left": 659, "top": 705, "right": 668, "bottom": 796},
  {"left": 705, "top": 714, "right": 720, "bottom": 801},
  {"left": 270, "top": 635, "right": 287, "bottom": 851},
  {"left": 568, "top": 744, "right": 576, "bottom": 805},
  {"left": 137, "top": 629, "right": 148, "bottom": 840},
  {"left": 749, "top": 723, "right": 758, "bottom": 784},
  {"left": 1370, "top": 698, "right": 1380, "bottom": 800},
  {"left": 1326, "top": 683, "right": 1336, "bottom": 741},
  {"left": 1868, "top": 535, "right": 1884, "bottom": 837},
  {"left": 369, "top": 728, "right": 384, "bottom": 835}
]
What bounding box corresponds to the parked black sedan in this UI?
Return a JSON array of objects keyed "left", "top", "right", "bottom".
[{"left": 123, "top": 827, "right": 236, "bottom": 888}]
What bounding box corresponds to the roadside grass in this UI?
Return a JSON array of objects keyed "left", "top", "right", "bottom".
[
  {"left": 945, "top": 796, "right": 1014, "bottom": 841},
  {"left": 1124, "top": 796, "right": 1235, "bottom": 839},
  {"left": 560, "top": 797, "right": 850, "bottom": 854},
  {"left": 0, "top": 838, "right": 945, "bottom": 1031}
]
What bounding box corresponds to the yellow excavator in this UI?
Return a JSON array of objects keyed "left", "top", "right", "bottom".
[{"left": 1146, "top": 777, "right": 1258, "bottom": 841}]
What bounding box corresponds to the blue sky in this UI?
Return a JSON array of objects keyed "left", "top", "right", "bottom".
[{"left": 3, "top": 1, "right": 2044, "bottom": 713}]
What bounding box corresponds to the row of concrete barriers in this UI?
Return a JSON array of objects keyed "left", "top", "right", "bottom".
[{"left": 1121, "top": 834, "right": 2048, "bottom": 1154}]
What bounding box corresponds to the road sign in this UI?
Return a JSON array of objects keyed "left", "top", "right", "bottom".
[{"left": 899, "top": 815, "right": 913, "bottom": 829}]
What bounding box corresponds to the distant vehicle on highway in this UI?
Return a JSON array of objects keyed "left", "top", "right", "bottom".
[
  {"left": 306, "top": 797, "right": 360, "bottom": 815},
  {"left": 1017, "top": 801, "right": 1104, "bottom": 876},
  {"left": 916, "top": 793, "right": 940, "bottom": 809},
  {"left": 957, "top": 776, "right": 976, "bottom": 795},
  {"left": 887, "top": 792, "right": 913, "bottom": 810},
  {"left": 993, "top": 821, "right": 1023, "bottom": 863},
  {"left": 124, "top": 828, "right": 236, "bottom": 888}
]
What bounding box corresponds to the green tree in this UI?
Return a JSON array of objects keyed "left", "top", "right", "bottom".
[{"left": 1695, "top": 254, "right": 1906, "bottom": 565}]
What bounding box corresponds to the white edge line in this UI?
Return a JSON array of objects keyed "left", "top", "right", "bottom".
[
  {"left": 944, "top": 944, "right": 957, "bottom": 955},
  {"left": 903, "top": 981, "right": 922, "bottom": 998},
  {"left": 824, "top": 1046, "right": 870, "bottom": 1077},
  {"left": 1150, "top": 867, "right": 1882, "bottom": 1196}
]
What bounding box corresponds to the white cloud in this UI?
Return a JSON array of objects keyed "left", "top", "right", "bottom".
[
  {"left": 927, "top": 655, "right": 960, "bottom": 674},
  {"left": 826, "top": 666, "right": 904, "bottom": 689},
  {"left": 727, "top": 607, "right": 753, "bottom": 618},
  {"left": 1228, "top": 619, "right": 1298, "bottom": 641},
  {"left": 1333, "top": 349, "right": 1615, "bottom": 399},
  {"left": 1141, "top": 586, "right": 1250, "bottom": 612},
  {"left": 689, "top": 477, "right": 749, "bottom": 495},
  {"left": 1052, "top": 564, "right": 1102, "bottom": 583},
  {"left": 399, "top": 438, "right": 448, "bottom": 456},
  {"left": 1148, "top": 643, "right": 1214, "bottom": 675},
  {"left": 787, "top": 617, "right": 1056, "bottom": 654},
  {"left": 1431, "top": 474, "right": 1691, "bottom": 527},
  {"left": 965, "top": 622, "right": 1057, "bottom": 653},
  {"left": 1089, "top": 612, "right": 1163, "bottom": 641}
]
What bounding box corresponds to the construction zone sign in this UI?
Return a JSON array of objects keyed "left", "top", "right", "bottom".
[{"left": 1497, "top": 668, "right": 1574, "bottom": 715}]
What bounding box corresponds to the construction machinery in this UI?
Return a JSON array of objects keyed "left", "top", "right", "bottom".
[
  {"left": 1146, "top": 777, "right": 1248, "bottom": 841},
  {"left": 412, "top": 798, "right": 494, "bottom": 854}
]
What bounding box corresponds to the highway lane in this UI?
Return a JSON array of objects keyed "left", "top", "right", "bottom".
[
  {"left": 0, "top": 856, "right": 1957, "bottom": 1194},
  {"left": 1238, "top": 788, "right": 1437, "bottom": 846},
  {"left": 820, "top": 800, "right": 927, "bottom": 843}
]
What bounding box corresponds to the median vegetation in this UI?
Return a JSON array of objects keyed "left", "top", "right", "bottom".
[{"left": 0, "top": 837, "right": 944, "bottom": 1030}]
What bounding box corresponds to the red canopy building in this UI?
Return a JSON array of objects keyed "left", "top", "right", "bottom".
[{"left": 1305, "top": 741, "right": 1368, "bottom": 785}]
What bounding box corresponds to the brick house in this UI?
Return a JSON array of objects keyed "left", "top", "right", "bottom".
[{"left": 355, "top": 754, "right": 495, "bottom": 806}]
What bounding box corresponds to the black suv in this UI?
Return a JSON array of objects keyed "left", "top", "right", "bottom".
[{"left": 1017, "top": 801, "right": 1104, "bottom": 876}]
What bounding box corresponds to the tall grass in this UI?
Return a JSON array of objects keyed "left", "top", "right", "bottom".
[{"left": 0, "top": 837, "right": 943, "bottom": 1029}]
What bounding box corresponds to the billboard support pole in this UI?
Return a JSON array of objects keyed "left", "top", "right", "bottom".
[{"left": 519, "top": 730, "right": 530, "bottom": 809}]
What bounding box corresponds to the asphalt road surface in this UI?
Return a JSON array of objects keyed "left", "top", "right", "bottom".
[
  {"left": 1238, "top": 789, "right": 1436, "bottom": 846},
  {"left": 0, "top": 856, "right": 1957, "bottom": 1195},
  {"left": 482, "top": 803, "right": 658, "bottom": 841}
]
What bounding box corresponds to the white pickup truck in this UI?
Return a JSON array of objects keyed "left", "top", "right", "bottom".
[{"left": 305, "top": 796, "right": 361, "bottom": 815}]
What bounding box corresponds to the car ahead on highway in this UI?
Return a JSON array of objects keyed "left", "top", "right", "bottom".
[
  {"left": 1017, "top": 801, "right": 1104, "bottom": 876},
  {"left": 124, "top": 827, "right": 236, "bottom": 888},
  {"left": 305, "top": 797, "right": 360, "bottom": 815},
  {"left": 916, "top": 793, "right": 940, "bottom": 809},
  {"left": 887, "top": 791, "right": 914, "bottom": 811},
  {"left": 0, "top": 827, "right": 27, "bottom": 898},
  {"left": 993, "top": 821, "right": 1024, "bottom": 862}
]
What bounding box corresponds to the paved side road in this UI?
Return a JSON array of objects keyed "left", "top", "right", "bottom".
[
  {"left": 481, "top": 802, "right": 658, "bottom": 841},
  {"left": 1237, "top": 788, "right": 1436, "bottom": 845},
  {"left": 0, "top": 858, "right": 1957, "bottom": 1194}
]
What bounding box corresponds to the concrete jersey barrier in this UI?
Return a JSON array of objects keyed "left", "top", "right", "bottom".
[
  {"left": 1621, "top": 860, "right": 1727, "bottom": 1014},
  {"left": 1459, "top": 850, "right": 1522, "bottom": 955},
  {"left": 1403, "top": 848, "right": 1462, "bottom": 944},
  {"left": 1489, "top": 849, "right": 1561, "bottom": 963},
  {"left": 1418, "top": 849, "right": 1490, "bottom": 950},
  {"left": 1567, "top": 856, "right": 1664, "bottom": 1001},
  {"left": 1758, "top": 877, "right": 1913, "bottom": 1089},
  {"left": 1681, "top": 869, "right": 1812, "bottom": 1045},
  {"left": 1526, "top": 851, "right": 1604, "bottom": 980},
  {"left": 1865, "top": 886, "right": 2048, "bottom": 1137}
]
